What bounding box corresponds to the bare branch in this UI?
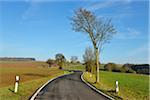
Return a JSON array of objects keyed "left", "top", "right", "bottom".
[{"left": 71, "top": 8, "right": 116, "bottom": 54}]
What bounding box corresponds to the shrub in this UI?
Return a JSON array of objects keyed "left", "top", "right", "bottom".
[
  {"left": 104, "top": 63, "right": 114, "bottom": 71},
  {"left": 131, "top": 64, "right": 149, "bottom": 75},
  {"left": 137, "top": 68, "right": 149, "bottom": 74},
  {"left": 120, "top": 67, "right": 127, "bottom": 73},
  {"left": 121, "top": 64, "right": 135, "bottom": 73},
  {"left": 85, "top": 61, "right": 96, "bottom": 73},
  {"left": 104, "top": 63, "right": 120, "bottom": 72},
  {"left": 127, "top": 69, "right": 135, "bottom": 73},
  {"left": 46, "top": 59, "right": 56, "bottom": 67},
  {"left": 59, "top": 66, "right": 62, "bottom": 69},
  {"left": 112, "top": 66, "right": 121, "bottom": 72}
]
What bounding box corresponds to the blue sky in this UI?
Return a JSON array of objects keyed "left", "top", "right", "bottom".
[{"left": 0, "top": 0, "right": 149, "bottom": 64}]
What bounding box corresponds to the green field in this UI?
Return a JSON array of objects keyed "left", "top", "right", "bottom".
[
  {"left": 0, "top": 61, "right": 66, "bottom": 100},
  {"left": 63, "top": 63, "right": 85, "bottom": 71},
  {"left": 84, "top": 71, "right": 149, "bottom": 100}
]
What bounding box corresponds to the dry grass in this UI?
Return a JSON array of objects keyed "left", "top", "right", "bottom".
[{"left": 0, "top": 61, "right": 60, "bottom": 87}]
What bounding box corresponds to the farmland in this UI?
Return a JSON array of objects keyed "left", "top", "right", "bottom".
[
  {"left": 0, "top": 61, "right": 65, "bottom": 100},
  {"left": 83, "top": 71, "right": 149, "bottom": 100},
  {"left": 63, "top": 63, "right": 85, "bottom": 71}
]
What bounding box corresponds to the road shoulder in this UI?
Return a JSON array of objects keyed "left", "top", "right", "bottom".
[{"left": 81, "top": 72, "right": 115, "bottom": 100}]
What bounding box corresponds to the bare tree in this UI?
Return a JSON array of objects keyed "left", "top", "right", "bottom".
[
  {"left": 71, "top": 8, "right": 116, "bottom": 82},
  {"left": 70, "top": 56, "right": 78, "bottom": 63},
  {"left": 83, "top": 47, "right": 96, "bottom": 73}
]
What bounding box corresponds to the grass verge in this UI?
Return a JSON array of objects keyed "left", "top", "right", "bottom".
[{"left": 83, "top": 71, "right": 149, "bottom": 100}]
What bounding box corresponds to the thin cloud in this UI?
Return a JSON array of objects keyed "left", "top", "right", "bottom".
[
  {"left": 107, "top": 44, "right": 149, "bottom": 64},
  {"left": 24, "top": 0, "right": 93, "bottom": 2},
  {"left": 87, "top": 0, "right": 132, "bottom": 11},
  {"left": 97, "top": 13, "right": 132, "bottom": 20},
  {"left": 115, "top": 28, "right": 144, "bottom": 39},
  {"left": 87, "top": 0, "right": 134, "bottom": 26},
  {"left": 88, "top": 1, "right": 113, "bottom": 11},
  {"left": 127, "top": 44, "right": 148, "bottom": 57},
  {"left": 21, "top": 0, "right": 40, "bottom": 20}
]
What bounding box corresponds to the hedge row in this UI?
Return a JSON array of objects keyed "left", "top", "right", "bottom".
[{"left": 104, "top": 63, "right": 149, "bottom": 75}]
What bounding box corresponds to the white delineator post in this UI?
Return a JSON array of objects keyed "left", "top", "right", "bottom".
[
  {"left": 116, "top": 81, "right": 119, "bottom": 93},
  {"left": 14, "top": 76, "right": 19, "bottom": 93}
]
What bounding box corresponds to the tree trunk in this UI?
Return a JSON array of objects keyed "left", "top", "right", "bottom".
[{"left": 95, "top": 47, "right": 100, "bottom": 83}]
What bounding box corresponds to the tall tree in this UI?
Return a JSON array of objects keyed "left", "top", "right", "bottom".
[{"left": 71, "top": 8, "right": 116, "bottom": 82}]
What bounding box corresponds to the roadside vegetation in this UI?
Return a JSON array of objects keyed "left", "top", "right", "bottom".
[
  {"left": 83, "top": 71, "right": 149, "bottom": 100},
  {"left": 46, "top": 53, "right": 85, "bottom": 71}
]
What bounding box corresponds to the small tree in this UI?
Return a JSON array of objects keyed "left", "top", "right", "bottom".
[
  {"left": 83, "top": 47, "right": 96, "bottom": 74},
  {"left": 55, "top": 53, "right": 66, "bottom": 69},
  {"left": 71, "top": 8, "right": 116, "bottom": 82},
  {"left": 46, "top": 59, "right": 55, "bottom": 67},
  {"left": 70, "top": 56, "right": 78, "bottom": 63}
]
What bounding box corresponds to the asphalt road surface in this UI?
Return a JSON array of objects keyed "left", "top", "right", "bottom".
[{"left": 34, "top": 72, "right": 109, "bottom": 100}]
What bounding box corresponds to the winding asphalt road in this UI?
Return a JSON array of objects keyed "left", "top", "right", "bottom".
[{"left": 34, "top": 72, "right": 109, "bottom": 100}]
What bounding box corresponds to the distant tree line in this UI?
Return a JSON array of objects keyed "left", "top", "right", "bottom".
[
  {"left": 82, "top": 54, "right": 149, "bottom": 75},
  {"left": 0, "top": 57, "right": 36, "bottom": 61},
  {"left": 104, "top": 63, "right": 150, "bottom": 75},
  {"left": 46, "top": 52, "right": 149, "bottom": 75},
  {"left": 46, "top": 54, "right": 80, "bottom": 69},
  {"left": 81, "top": 47, "right": 149, "bottom": 75}
]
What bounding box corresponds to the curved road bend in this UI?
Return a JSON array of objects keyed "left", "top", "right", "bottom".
[{"left": 34, "top": 72, "right": 109, "bottom": 100}]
